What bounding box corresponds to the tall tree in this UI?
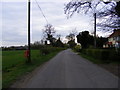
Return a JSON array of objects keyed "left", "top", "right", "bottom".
[
  {"left": 77, "top": 31, "right": 108, "bottom": 48},
  {"left": 77, "top": 31, "right": 94, "bottom": 48},
  {"left": 66, "top": 31, "right": 77, "bottom": 48},
  {"left": 43, "top": 24, "right": 56, "bottom": 45},
  {"left": 66, "top": 33, "right": 75, "bottom": 41},
  {"left": 66, "top": 29, "right": 77, "bottom": 41}
]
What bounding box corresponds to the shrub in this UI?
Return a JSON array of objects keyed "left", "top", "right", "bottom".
[
  {"left": 40, "top": 46, "right": 66, "bottom": 55},
  {"left": 74, "top": 45, "right": 81, "bottom": 52}
]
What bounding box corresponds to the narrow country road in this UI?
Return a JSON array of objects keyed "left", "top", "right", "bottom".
[{"left": 11, "top": 49, "right": 118, "bottom": 88}]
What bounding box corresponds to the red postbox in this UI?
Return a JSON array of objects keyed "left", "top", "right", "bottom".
[{"left": 24, "top": 50, "right": 29, "bottom": 58}]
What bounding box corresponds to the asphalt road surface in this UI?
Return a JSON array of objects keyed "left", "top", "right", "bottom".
[{"left": 12, "top": 49, "right": 118, "bottom": 88}]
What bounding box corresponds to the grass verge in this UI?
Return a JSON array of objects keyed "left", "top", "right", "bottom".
[
  {"left": 78, "top": 52, "right": 103, "bottom": 64},
  {"left": 2, "top": 49, "right": 64, "bottom": 88},
  {"left": 73, "top": 50, "right": 119, "bottom": 77}
]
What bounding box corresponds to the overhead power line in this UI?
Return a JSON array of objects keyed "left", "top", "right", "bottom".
[{"left": 35, "top": 0, "right": 49, "bottom": 24}]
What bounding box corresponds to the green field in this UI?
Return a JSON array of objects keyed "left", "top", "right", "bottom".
[
  {"left": 3, "top": 50, "right": 26, "bottom": 71},
  {"left": 2, "top": 49, "right": 64, "bottom": 88}
]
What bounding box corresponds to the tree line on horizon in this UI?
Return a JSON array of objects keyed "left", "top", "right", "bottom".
[{"left": 1, "top": 25, "right": 108, "bottom": 51}]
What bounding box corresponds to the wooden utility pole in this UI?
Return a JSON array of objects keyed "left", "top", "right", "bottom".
[
  {"left": 94, "top": 13, "right": 96, "bottom": 48},
  {"left": 28, "top": 0, "right": 31, "bottom": 63}
]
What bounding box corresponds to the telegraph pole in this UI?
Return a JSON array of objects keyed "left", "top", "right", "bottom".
[
  {"left": 94, "top": 13, "right": 96, "bottom": 48},
  {"left": 28, "top": 0, "right": 31, "bottom": 63}
]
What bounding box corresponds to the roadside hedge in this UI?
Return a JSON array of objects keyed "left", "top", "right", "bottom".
[
  {"left": 81, "top": 49, "right": 120, "bottom": 63},
  {"left": 40, "top": 46, "right": 66, "bottom": 55}
]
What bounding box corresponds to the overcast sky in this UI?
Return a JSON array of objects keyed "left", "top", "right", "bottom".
[{"left": 1, "top": 0, "right": 113, "bottom": 47}]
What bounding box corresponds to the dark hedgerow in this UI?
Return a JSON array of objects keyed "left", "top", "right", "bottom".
[{"left": 80, "top": 49, "right": 120, "bottom": 63}]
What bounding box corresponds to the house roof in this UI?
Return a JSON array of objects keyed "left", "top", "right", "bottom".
[{"left": 109, "top": 29, "right": 120, "bottom": 38}]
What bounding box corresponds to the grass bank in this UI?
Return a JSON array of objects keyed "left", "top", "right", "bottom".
[{"left": 2, "top": 48, "right": 65, "bottom": 88}]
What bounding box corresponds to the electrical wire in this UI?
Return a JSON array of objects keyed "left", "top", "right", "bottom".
[{"left": 35, "top": 0, "right": 49, "bottom": 24}]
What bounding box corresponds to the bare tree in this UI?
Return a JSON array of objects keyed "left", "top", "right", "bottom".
[
  {"left": 64, "top": 0, "right": 116, "bottom": 18},
  {"left": 66, "top": 31, "right": 77, "bottom": 48},
  {"left": 115, "top": 1, "right": 120, "bottom": 17},
  {"left": 66, "top": 33, "right": 75, "bottom": 41},
  {"left": 66, "top": 29, "right": 77, "bottom": 41},
  {"left": 56, "top": 34, "right": 61, "bottom": 39},
  {"left": 97, "top": 1, "right": 120, "bottom": 30},
  {"left": 64, "top": 0, "right": 119, "bottom": 48},
  {"left": 43, "top": 24, "right": 56, "bottom": 45}
]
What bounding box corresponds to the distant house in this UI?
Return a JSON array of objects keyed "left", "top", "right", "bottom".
[{"left": 104, "top": 29, "right": 120, "bottom": 48}]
